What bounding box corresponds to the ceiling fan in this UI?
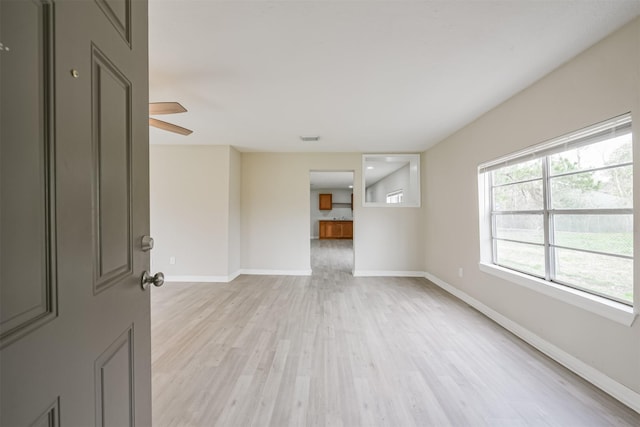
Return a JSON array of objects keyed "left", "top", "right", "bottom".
[{"left": 149, "top": 102, "right": 193, "bottom": 136}]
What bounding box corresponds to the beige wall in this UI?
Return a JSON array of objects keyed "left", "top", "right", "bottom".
[
  {"left": 228, "top": 147, "right": 242, "bottom": 276},
  {"left": 240, "top": 152, "right": 425, "bottom": 274},
  {"left": 151, "top": 149, "right": 426, "bottom": 277},
  {"left": 423, "top": 18, "right": 640, "bottom": 393},
  {"left": 150, "top": 145, "right": 232, "bottom": 278}
]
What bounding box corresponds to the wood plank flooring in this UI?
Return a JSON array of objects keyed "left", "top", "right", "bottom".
[{"left": 151, "top": 239, "right": 640, "bottom": 426}]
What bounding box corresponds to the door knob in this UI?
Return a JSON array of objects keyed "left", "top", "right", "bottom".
[{"left": 141, "top": 271, "right": 165, "bottom": 290}]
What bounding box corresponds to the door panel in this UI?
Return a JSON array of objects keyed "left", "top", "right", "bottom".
[
  {"left": 95, "top": 326, "right": 134, "bottom": 427},
  {"left": 0, "top": 0, "right": 151, "bottom": 425},
  {"left": 31, "top": 399, "right": 60, "bottom": 427},
  {"left": 0, "top": 0, "right": 56, "bottom": 348},
  {"left": 92, "top": 46, "right": 133, "bottom": 292},
  {"left": 95, "top": 0, "right": 131, "bottom": 45}
]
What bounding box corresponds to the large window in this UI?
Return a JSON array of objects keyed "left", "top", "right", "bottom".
[{"left": 479, "top": 114, "right": 633, "bottom": 305}]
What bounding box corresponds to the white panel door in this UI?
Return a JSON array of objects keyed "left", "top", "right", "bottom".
[{"left": 1, "top": 0, "right": 153, "bottom": 425}]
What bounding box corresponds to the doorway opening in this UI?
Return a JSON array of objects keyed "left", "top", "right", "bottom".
[{"left": 309, "top": 171, "right": 355, "bottom": 275}]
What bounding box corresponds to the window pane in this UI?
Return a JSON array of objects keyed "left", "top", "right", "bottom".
[
  {"left": 553, "top": 214, "right": 632, "bottom": 256},
  {"left": 550, "top": 165, "right": 632, "bottom": 209},
  {"left": 549, "top": 133, "right": 632, "bottom": 176},
  {"left": 493, "top": 180, "right": 543, "bottom": 211},
  {"left": 495, "top": 240, "right": 545, "bottom": 277},
  {"left": 554, "top": 248, "right": 632, "bottom": 304},
  {"left": 495, "top": 214, "right": 543, "bottom": 244},
  {"left": 492, "top": 158, "right": 542, "bottom": 185},
  {"left": 483, "top": 115, "right": 634, "bottom": 305}
]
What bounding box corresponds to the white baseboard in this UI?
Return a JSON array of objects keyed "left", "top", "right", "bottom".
[
  {"left": 423, "top": 271, "right": 640, "bottom": 414},
  {"left": 165, "top": 270, "right": 241, "bottom": 284},
  {"left": 165, "top": 269, "right": 312, "bottom": 283},
  {"left": 353, "top": 270, "right": 425, "bottom": 277},
  {"left": 164, "top": 274, "right": 231, "bottom": 283},
  {"left": 240, "top": 269, "right": 312, "bottom": 276}
]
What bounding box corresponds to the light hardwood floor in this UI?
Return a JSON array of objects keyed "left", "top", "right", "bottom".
[{"left": 152, "top": 240, "right": 640, "bottom": 426}]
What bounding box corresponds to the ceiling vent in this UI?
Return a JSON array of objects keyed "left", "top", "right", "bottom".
[{"left": 300, "top": 136, "right": 320, "bottom": 142}]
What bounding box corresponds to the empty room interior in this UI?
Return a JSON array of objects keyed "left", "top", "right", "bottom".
[
  {"left": 147, "top": 1, "right": 640, "bottom": 426},
  {"left": 149, "top": 1, "right": 640, "bottom": 426},
  {"left": 8, "top": 1, "right": 640, "bottom": 424}
]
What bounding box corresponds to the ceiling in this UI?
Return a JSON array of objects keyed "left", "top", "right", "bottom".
[
  {"left": 310, "top": 171, "right": 354, "bottom": 189},
  {"left": 149, "top": 0, "right": 640, "bottom": 153}
]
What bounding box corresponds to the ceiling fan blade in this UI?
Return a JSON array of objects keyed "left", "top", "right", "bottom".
[
  {"left": 149, "top": 118, "right": 193, "bottom": 136},
  {"left": 149, "top": 102, "right": 187, "bottom": 115}
]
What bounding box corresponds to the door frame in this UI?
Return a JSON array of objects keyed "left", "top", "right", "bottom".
[{"left": 308, "top": 169, "right": 356, "bottom": 275}]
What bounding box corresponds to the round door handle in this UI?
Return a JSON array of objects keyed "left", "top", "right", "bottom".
[{"left": 141, "top": 271, "right": 165, "bottom": 290}]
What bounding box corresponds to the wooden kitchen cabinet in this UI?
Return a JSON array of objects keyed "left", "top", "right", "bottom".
[
  {"left": 319, "top": 193, "right": 332, "bottom": 210},
  {"left": 342, "top": 221, "right": 353, "bottom": 237},
  {"left": 319, "top": 220, "right": 353, "bottom": 239}
]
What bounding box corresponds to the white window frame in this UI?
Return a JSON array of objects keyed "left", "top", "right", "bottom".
[
  {"left": 386, "top": 189, "right": 404, "bottom": 204},
  {"left": 478, "top": 113, "right": 637, "bottom": 326}
]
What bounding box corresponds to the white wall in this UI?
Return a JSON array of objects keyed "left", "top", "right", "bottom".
[
  {"left": 366, "top": 163, "right": 410, "bottom": 203},
  {"left": 241, "top": 153, "right": 425, "bottom": 274},
  {"left": 310, "top": 188, "right": 353, "bottom": 238},
  {"left": 423, "top": 18, "right": 640, "bottom": 395},
  {"left": 150, "top": 145, "right": 238, "bottom": 280}
]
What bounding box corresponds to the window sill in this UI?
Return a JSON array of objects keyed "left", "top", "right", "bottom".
[{"left": 478, "top": 262, "right": 637, "bottom": 326}]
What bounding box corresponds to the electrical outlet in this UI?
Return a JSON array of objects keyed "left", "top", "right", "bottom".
[
  {"left": 169, "top": 256, "right": 176, "bottom": 265},
  {"left": 458, "top": 267, "right": 463, "bottom": 278}
]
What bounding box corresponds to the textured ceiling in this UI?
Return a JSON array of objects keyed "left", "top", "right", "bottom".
[{"left": 149, "top": 0, "right": 640, "bottom": 152}]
